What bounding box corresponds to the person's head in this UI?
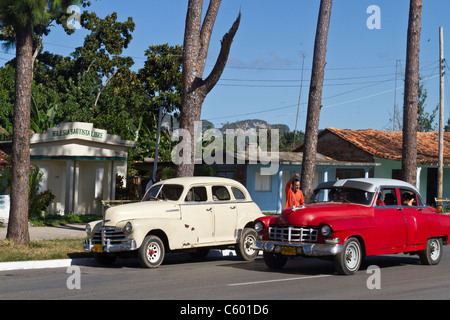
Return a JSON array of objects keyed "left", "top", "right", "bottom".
[
  {"left": 155, "top": 169, "right": 163, "bottom": 180},
  {"left": 293, "top": 179, "right": 300, "bottom": 191}
]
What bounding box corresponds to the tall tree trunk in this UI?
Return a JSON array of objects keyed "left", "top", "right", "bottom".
[
  {"left": 6, "top": 21, "right": 33, "bottom": 244},
  {"left": 401, "top": 0, "right": 422, "bottom": 186},
  {"left": 300, "top": 0, "right": 333, "bottom": 201},
  {"left": 176, "top": 0, "right": 240, "bottom": 177}
]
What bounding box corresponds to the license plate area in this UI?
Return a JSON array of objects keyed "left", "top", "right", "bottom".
[
  {"left": 281, "top": 246, "right": 296, "bottom": 256},
  {"left": 93, "top": 244, "right": 103, "bottom": 253}
]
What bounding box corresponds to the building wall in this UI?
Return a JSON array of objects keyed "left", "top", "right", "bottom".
[
  {"left": 30, "top": 160, "right": 66, "bottom": 214},
  {"left": 30, "top": 158, "right": 127, "bottom": 216}
]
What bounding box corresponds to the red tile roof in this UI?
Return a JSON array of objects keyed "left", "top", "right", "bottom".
[{"left": 321, "top": 127, "right": 450, "bottom": 164}]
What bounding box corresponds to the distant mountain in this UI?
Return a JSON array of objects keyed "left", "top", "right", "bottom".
[{"left": 214, "top": 119, "right": 290, "bottom": 135}]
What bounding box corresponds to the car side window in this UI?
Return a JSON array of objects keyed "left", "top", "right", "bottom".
[
  {"left": 185, "top": 187, "right": 207, "bottom": 202},
  {"left": 376, "top": 188, "right": 398, "bottom": 206},
  {"left": 232, "top": 187, "right": 246, "bottom": 200},
  {"left": 400, "top": 189, "right": 418, "bottom": 207},
  {"left": 212, "top": 186, "right": 231, "bottom": 201}
]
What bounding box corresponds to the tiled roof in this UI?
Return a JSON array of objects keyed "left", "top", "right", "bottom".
[{"left": 322, "top": 127, "right": 450, "bottom": 164}]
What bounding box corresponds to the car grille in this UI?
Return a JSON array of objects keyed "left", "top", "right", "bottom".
[
  {"left": 92, "top": 226, "right": 127, "bottom": 245},
  {"left": 269, "top": 226, "right": 318, "bottom": 242}
]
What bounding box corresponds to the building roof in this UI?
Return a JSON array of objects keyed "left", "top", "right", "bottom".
[
  {"left": 299, "top": 127, "right": 450, "bottom": 164},
  {"left": 234, "top": 150, "right": 379, "bottom": 167}
]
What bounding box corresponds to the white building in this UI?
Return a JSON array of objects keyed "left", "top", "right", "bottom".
[{"left": 30, "top": 122, "right": 136, "bottom": 215}]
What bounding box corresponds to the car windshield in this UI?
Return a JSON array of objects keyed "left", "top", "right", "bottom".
[
  {"left": 142, "top": 184, "right": 184, "bottom": 202},
  {"left": 310, "top": 187, "right": 375, "bottom": 206}
]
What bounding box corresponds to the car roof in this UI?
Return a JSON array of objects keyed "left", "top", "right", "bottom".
[
  {"left": 315, "top": 178, "right": 418, "bottom": 193},
  {"left": 154, "top": 176, "right": 246, "bottom": 187}
]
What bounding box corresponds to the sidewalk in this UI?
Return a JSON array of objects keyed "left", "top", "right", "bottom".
[
  {"left": 0, "top": 223, "right": 93, "bottom": 272},
  {"left": 0, "top": 223, "right": 87, "bottom": 241}
]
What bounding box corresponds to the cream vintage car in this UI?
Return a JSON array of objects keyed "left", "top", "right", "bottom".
[{"left": 84, "top": 177, "right": 263, "bottom": 268}]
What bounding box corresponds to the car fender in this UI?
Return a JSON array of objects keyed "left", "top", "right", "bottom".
[
  {"left": 236, "top": 203, "right": 265, "bottom": 230},
  {"left": 125, "top": 218, "right": 197, "bottom": 250},
  {"left": 323, "top": 217, "right": 376, "bottom": 249}
]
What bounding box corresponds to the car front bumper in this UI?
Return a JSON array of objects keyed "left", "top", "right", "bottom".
[
  {"left": 253, "top": 240, "right": 343, "bottom": 257},
  {"left": 83, "top": 238, "right": 137, "bottom": 253}
]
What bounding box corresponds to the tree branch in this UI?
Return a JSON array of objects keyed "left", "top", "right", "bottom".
[
  {"left": 198, "top": 0, "right": 221, "bottom": 74},
  {"left": 202, "top": 11, "right": 240, "bottom": 95},
  {"left": 183, "top": 0, "right": 203, "bottom": 84}
]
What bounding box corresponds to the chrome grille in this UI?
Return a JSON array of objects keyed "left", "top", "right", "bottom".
[
  {"left": 92, "top": 226, "right": 127, "bottom": 245},
  {"left": 269, "top": 226, "right": 318, "bottom": 242}
]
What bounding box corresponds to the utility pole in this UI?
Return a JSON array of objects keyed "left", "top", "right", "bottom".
[
  {"left": 392, "top": 59, "right": 401, "bottom": 131},
  {"left": 153, "top": 99, "right": 164, "bottom": 179},
  {"left": 293, "top": 53, "right": 306, "bottom": 149},
  {"left": 438, "top": 26, "right": 445, "bottom": 199}
]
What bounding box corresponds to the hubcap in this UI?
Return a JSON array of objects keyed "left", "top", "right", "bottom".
[
  {"left": 430, "top": 239, "right": 440, "bottom": 261},
  {"left": 147, "top": 242, "right": 160, "bottom": 262},
  {"left": 345, "top": 242, "right": 360, "bottom": 271},
  {"left": 244, "top": 235, "right": 256, "bottom": 254}
]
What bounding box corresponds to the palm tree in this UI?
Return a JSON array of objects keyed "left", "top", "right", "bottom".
[
  {"left": 300, "top": 0, "right": 333, "bottom": 201},
  {"left": 401, "top": 0, "right": 422, "bottom": 186},
  {"left": 0, "top": 0, "right": 76, "bottom": 243}
]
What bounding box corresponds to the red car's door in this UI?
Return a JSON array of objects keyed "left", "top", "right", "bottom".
[
  {"left": 399, "top": 188, "right": 429, "bottom": 246},
  {"left": 373, "top": 188, "right": 407, "bottom": 250}
]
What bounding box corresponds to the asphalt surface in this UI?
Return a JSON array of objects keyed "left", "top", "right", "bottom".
[{"left": 0, "top": 224, "right": 238, "bottom": 272}]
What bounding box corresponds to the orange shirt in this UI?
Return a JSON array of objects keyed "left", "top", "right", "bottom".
[{"left": 284, "top": 183, "right": 305, "bottom": 209}]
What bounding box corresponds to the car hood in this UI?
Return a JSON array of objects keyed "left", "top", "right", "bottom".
[
  {"left": 104, "top": 201, "right": 180, "bottom": 225},
  {"left": 276, "top": 202, "right": 368, "bottom": 226}
]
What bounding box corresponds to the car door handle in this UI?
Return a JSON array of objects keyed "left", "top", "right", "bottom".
[
  {"left": 206, "top": 207, "right": 213, "bottom": 211},
  {"left": 230, "top": 205, "right": 236, "bottom": 209}
]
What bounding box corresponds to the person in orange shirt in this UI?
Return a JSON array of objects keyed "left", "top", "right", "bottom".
[{"left": 284, "top": 173, "right": 305, "bottom": 209}]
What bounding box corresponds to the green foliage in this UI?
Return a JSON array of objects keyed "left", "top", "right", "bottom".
[
  {"left": 0, "top": 5, "right": 183, "bottom": 165},
  {"left": 0, "top": 165, "right": 55, "bottom": 217},
  {"left": 28, "top": 165, "right": 55, "bottom": 218}
]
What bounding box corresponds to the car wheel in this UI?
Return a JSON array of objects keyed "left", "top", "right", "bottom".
[
  {"left": 138, "top": 235, "right": 165, "bottom": 268},
  {"left": 419, "top": 238, "right": 442, "bottom": 265},
  {"left": 263, "top": 251, "right": 288, "bottom": 269},
  {"left": 334, "top": 237, "right": 362, "bottom": 275},
  {"left": 236, "top": 228, "right": 258, "bottom": 261}
]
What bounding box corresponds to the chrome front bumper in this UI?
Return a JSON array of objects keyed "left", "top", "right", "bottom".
[
  {"left": 254, "top": 240, "right": 343, "bottom": 257},
  {"left": 83, "top": 238, "right": 137, "bottom": 253}
]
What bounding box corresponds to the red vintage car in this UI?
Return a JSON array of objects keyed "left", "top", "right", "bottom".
[{"left": 254, "top": 178, "right": 450, "bottom": 275}]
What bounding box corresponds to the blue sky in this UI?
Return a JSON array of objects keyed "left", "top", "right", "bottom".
[{"left": 2, "top": 0, "right": 449, "bottom": 132}]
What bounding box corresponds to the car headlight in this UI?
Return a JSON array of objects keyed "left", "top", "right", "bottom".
[
  {"left": 321, "top": 224, "right": 332, "bottom": 237},
  {"left": 85, "top": 224, "right": 92, "bottom": 235},
  {"left": 123, "top": 222, "right": 133, "bottom": 234},
  {"left": 254, "top": 221, "right": 265, "bottom": 233}
]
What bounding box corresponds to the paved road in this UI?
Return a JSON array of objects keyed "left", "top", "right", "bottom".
[{"left": 2, "top": 245, "right": 450, "bottom": 301}]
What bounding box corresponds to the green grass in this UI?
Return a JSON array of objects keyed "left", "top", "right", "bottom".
[
  {"left": 0, "top": 214, "right": 99, "bottom": 262},
  {"left": 0, "top": 238, "right": 92, "bottom": 262},
  {"left": 29, "top": 213, "right": 101, "bottom": 227}
]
